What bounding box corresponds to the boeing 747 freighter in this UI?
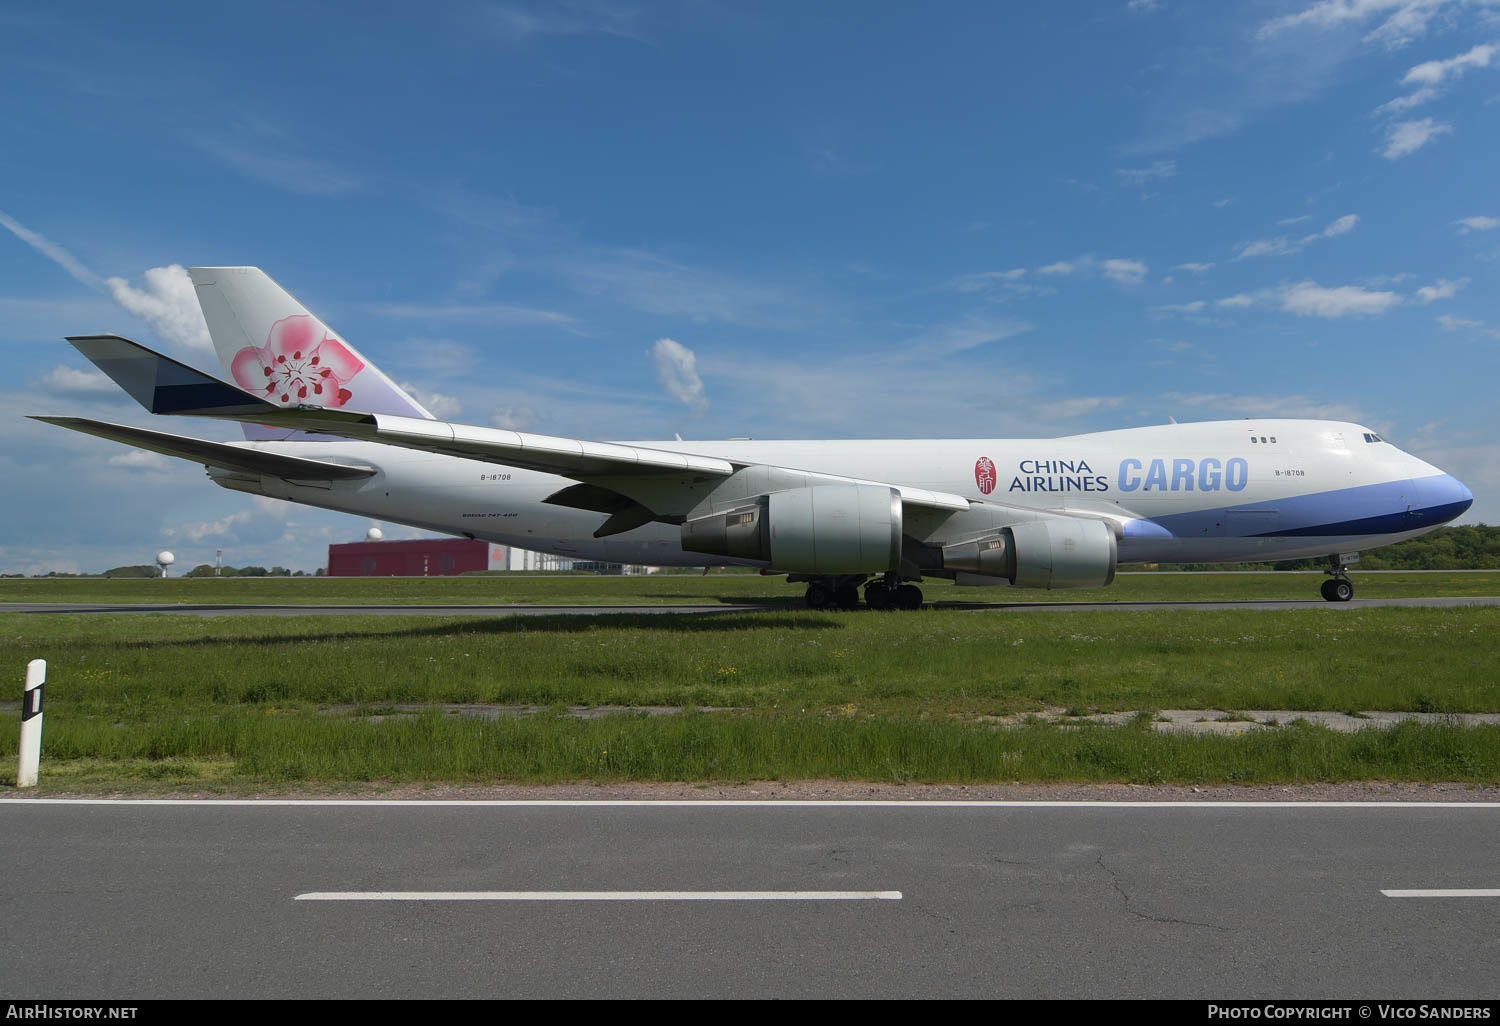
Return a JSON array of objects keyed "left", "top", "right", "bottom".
[{"left": 35, "top": 267, "right": 1473, "bottom": 608}]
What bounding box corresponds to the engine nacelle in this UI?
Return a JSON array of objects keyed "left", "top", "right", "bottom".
[
  {"left": 942, "top": 517, "right": 1117, "bottom": 590},
  {"left": 681, "top": 484, "right": 902, "bottom": 574}
]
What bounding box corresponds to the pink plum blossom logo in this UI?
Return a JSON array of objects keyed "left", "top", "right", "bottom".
[
  {"left": 230, "top": 315, "right": 364, "bottom": 407},
  {"left": 975, "top": 456, "right": 996, "bottom": 495}
]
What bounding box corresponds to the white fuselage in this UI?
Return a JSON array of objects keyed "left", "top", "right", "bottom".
[{"left": 220, "top": 418, "right": 1472, "bottom": 571}]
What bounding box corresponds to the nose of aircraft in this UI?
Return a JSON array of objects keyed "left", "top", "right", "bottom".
[{"left": 1418, "top": 472, "right": 1474, "bottom": 524}]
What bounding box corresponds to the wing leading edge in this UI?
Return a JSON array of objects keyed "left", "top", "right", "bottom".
[{"left": 32, "top": 417, "right": 377, "bottom": 481}]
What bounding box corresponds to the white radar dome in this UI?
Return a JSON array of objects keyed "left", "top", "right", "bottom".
[
  {"left": 155, "top": 551, "right": 175, "bottom": 567},
  {"left": 366, "top": 528, "right": 384, "bottom": 542}
]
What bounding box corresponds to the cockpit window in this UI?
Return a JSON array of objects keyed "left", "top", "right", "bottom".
[{"left": 1362, "top": 432, "right": 1384, "bottom": 443}]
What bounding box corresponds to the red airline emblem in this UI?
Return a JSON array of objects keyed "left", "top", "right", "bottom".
[{"left": 975, "top": 456, "right": 997, "bottom": 495}]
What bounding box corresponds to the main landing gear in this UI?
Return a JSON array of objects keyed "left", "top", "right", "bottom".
[
  {"left": 802, "top": 573, "right": 923, "bottom": 610},
  {"left": 866, "top": 573, "right": 923, "bottom": 611},
  {"left": 1320, "top": 555, "right": 1355, "bottom": 603},
  {"left": 804, "top": 578, "right": 861, "bottom": 610}
]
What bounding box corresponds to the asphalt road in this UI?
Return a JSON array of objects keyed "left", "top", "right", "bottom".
[
  {"left": 4, "top": 596, "right": 1500, "bottom": 616},
  {"left": 1, "top": 800, "right": 1496, "bottom": 999}
]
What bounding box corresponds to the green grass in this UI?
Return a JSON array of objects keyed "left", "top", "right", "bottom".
[
  {"left": 4, "top": 570, "right": 1500, "bottom": 606},
  {"left": 3, "top": 711, "right": 1496, "bottom": 789},
  {"left": 3, "top": 606, "right": 1497, "bottom": 716},
  {"left": 1, "top": 604, "right": 1498, "bottom": 790}
]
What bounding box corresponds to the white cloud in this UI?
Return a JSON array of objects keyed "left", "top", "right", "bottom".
[
  {"left": 397, "top": 383, "right": 463, "bottom": 420},
  {"left": 652, "top": 337, "right": 708, "bottom": 412},
  {"left": 1101, "top": 258, "right": 1149, "bottom": 285},
  {"left": 1237, "top": 237, "right": 1298, "bottom": 258},
  {"left": 1153, "top": 301, "right": 1206, "bottom": 314},
  {"left": 107, "top": 450, "right": 174, "bottom": 473},
  {"left": 1321, "top": 214, "right": 1359, "bottom": 237},
  {"left": 38, "top": 365, "right": 116, "bottom": 395},
  {"left": 1403, "top": 41, "right": 1497, "bottom": 85},
  {"left": 250, "top": 495, "right": 296, "bottom": 519},
  {"left": 194, "top": 121, "right": 364, "bottom": 197},
  {"left": 1213, "top": 199, "right": 1233, "bottom": 208},
  {"left": 1278, "top": 215, "right": 1314, "bottom": 226},
  {"left": 485, "top": 3, "right": 645, "bottom": 43},
  {"left": 1043, "top": 397, "right": 1128, "bottom": 419},
  {"left": 1437, "top": 313, "right": 1484, "bottom": 329},
  {"left": 1381, "top": 117, "right": 1452, "bottom": 158},
  {"left": 0, "top": 211, "right": 210, "bottom": 353},
  {"left": 1454, "top": 215, "right": 1499, "bottom": 233},
  {"left": 491, "top": 405, "right": 542, "bottom": 431},
  {"left": 104, "top": 265, "right": 212, "bottom": 352},
  {"left": 1256, "top": 0, "right": 1492, "bottom": 51},
  {"left": 1116, "top": 160, "right": 1177, "bottom": 186},
  {"left": 167, "top": 509, "right": 255, "bottom": 544},
  {"left": 1172, "top": 262, "right": 1215, "bottom": 273},
  {"left": 949, "top": 269, "right": 1029, "bottom": 292},
  {"left": 1375, "top": 84, "right": 1441, "bottom": 114},
  {"left": 374, "top": 302, "right": 576, "bottom": 328},
  {"left": 1281, "top": 281, "right": 1401, "bottom": 318},
  {"left": 1217, "top": 294, "right": 1255, "bottom": 308},
  {"left": 1243, "top": 213, "right": 1362, "bottom": 257},
  {"left": 899, "top": 318, "right": 1031, "bottom": 360},
  {"left": 0, "top": 208, "right": 100, "bottom": 287},
  {"left": 551, "top": 247, "right": 807, "bottom": 326},
  {"left": 1031, "top": 255, "right": 1146, "bottom": 285},
  {"left": 1376, "top": 42, "right": 1497, "bottom": 114},
  {"left": 1126, "top": 0, "right": 1161, "bottom": 12},
  {"left": 1416, "top": 277, "right": 1469, "bottom": 303}
]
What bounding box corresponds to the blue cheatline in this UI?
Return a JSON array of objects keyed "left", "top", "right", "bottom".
[{"left": 1122, "top": 474, "right": 1472, "bottom": 540}]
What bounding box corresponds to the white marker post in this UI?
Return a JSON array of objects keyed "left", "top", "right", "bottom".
[{"left": 17, "top": 659, "right": 45, "bottom": 787}]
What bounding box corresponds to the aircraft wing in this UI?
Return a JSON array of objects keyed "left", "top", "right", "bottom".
[
  {"left": 33, "top": 417, "right": 377, "bottom": 481},
  {"left": 62, "top": 333, "right": 971, "bottom": 513}
]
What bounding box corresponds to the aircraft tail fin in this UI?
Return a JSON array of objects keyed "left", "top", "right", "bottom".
[{"left": 188, "top": 267, "right": 431, "bottom": 440}]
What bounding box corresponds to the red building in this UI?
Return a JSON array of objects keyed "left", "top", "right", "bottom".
[{"left": 327, "top": 538, "right": 496, "bottom": 577}]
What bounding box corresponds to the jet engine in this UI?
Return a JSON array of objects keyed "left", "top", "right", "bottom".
[
  {"left": 942, "top": 517, "right": 1117, "bottom": 589},
  {"left": 681, "top": 484, "right": 902, "bottom": 574}
]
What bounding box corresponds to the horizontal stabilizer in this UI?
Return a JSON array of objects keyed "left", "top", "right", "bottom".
[
  {"left": 64, "top": 334, "right": 372, "bottom": 431},
  {"left": 33, "top": 417, "right": 377, "bottom": 481}
]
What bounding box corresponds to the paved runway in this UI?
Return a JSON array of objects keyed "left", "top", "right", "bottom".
[
  {"left": 4, "top": 595, "right": 1500, "bottom": 616},
  {"left": 2, "top": 800, "right": 1497, "bottom": 999}
]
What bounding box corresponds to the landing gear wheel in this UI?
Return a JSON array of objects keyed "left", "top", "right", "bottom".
[
  {"left": 806, "top": 583, "right": 832, "bottom": 609},
  {"left": 1320, "top": 578, "right": 1354, "bottom": 602},
  {"left": 834, "top": 584, "right": 860, "bottom": 610},
  {"left": 864, "top": 585, "right": 890, "bottom": 611},
  {"left": 896, "top": 584, "right": 923, "bottom": 610}
]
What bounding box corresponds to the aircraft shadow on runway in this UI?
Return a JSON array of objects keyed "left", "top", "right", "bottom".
[
  {"left": 399, "top": 611, "right": 845, "bottom": 636},
  {"left": 51, "top": 612, "right": 847, "bottom": 652}
]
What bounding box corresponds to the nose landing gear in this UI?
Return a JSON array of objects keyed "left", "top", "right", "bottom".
[{"left": 1321, "top": 555, "right": 1355, "bottom": 602}]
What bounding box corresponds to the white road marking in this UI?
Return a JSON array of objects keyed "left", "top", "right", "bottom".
[
  {"left": 295, "top": 890, "right": 902, "bottom": 901},
  {"left": 5, "top": 799, "right": 1500, "bottom": 808},
  {"left": 1381, "top": 889, "right": 1500, "bottom": 898}
]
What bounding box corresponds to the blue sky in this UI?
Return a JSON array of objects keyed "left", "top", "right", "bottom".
[{"left": 2, "top": 0, "right": 1497, "bottom": 574}]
